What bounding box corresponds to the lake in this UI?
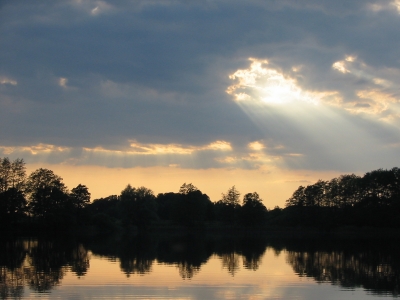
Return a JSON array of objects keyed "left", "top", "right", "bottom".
[{"left": 0, "top": 233, "right": 398, "bottom": 299}]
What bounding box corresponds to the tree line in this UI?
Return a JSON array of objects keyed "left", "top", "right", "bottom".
[
  {"left": 87, "top": 183, "right": 269, "bottom": 231},
  {"left": 283, "top": 167, "right": 400, "bottom": 227},
  {"left": 0, "top": 157, "right": 90, "bottom": 230},
  {"left": 0, "top": 157, "right": 270, "bottom": 232},
  {"left": 2, "top": 156, "right": 400, "bottom": 232}
]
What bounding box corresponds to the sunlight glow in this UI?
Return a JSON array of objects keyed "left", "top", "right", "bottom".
[
  {"left": 248, "top": 141, "right": 265, "bottom": 151},
  {"left": 227, "top": 58, "right": 329, "bottom": 105}
]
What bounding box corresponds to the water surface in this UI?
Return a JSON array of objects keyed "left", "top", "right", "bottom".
[{"left": 0, "top": 234, "right": 398, "bottom": 299}]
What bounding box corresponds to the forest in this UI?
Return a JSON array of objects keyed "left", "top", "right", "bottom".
[{"left": 1, "top": 156, "right": 400, "bottom": 233}]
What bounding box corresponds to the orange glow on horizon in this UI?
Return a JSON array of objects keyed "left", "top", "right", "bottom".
[{"left": 25, "top": 163, "right": 343, "bottom": 208}]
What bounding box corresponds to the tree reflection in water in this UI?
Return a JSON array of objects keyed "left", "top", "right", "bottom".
[
  {"left": 240, "top": 238, "right": 267, "bottom": 271},
  {"left": 121, "top": 235, "right": 157, "bottom": 277},
  {"left": 88, "top": 235, "right": 157, "bottom": 277},
  {"left": 87, "top": 234, "right": 267, "bottom": 279},
  {"left": 26, "top": 240, "right": 67, "bottom": 292},
  {"left": 2, "top": 235, "right": 400, "bottom": 297},
  {"left": 70, "top": 244, "right": 90, "bottom": 278},
  {"left": 221, "top": 253, "right": 240, "bottom": 276},
  {"left": 0, "top": 266, "right": 25, "bottom": 299},
  {"left": 285, "top": 240, "right": 400, "bottom": 296},
  {"left": 156, "top": 234, "right": 213, "bottom": 279},
  {"left": 0, "top": 238, "right": 90, "bottom": 297},
  {"left": 215, "top": 237, "right": 266, "bottom": 276},
  {"left": 0, "top": 239, "right": 27, "bottom": 298}
]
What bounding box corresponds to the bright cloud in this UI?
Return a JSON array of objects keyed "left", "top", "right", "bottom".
[
  {"left": 0, "top": 141, "right": 238, "bottom": 169},
  {"left": 0, "top": 140, "right": 299, "bottom": 171},
  {"left": 367, "top": 1, "right": 400, "bottom": 13},
  {"left": 354, "top": 89, "right": 397, "bottom": 114},
  {"left": 332, "top": 62, "right": 350, "bottom": 74},
  {"left": 128, "top": 142, "right": 194, "bottom": 155},
  {"left": 1, "top": 144, "right": 69, "bottom": 155},
  {"left": 394, "top": 0, "right": 400, "bottom": 12},
  {"left": 128, "top": 140, "right": 232, "bottom": 155},
  {"left": 59, "top": 77, "right": 68, "bottom": 88},
  {"left": 0, "top": 77, "right": 17, "bottom": 86},
  {"left": 248, "top": 141, "right": 265, "bottom": 151},
  {"left": 205, "top": 141, "right": 232, "bottom": 151},
  {"left": 228, "top": 56, "right": 400, "bottom": 119},
  {"left": 331, "top": 55, "right": 400, "bottom": 117},
  {"left": 227, "top": 58, "right": 335, "bottom": 105},
  {"left": 332, "top": 56, "right": 357, "bottom": 74}
]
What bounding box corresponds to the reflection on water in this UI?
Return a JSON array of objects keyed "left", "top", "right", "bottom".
[
  {"left": 0, "top": 238, "right": 90, "bottom": 298},
  {"left": 285, "top": 240, "right": 400, "bottom": 297},
  {"left": 0, "top": 234, "right": 399, "bottom": 298}
]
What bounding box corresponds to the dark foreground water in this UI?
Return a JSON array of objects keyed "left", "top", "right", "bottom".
[{"left": 1, "top": 233, "right": 399, "bottom": 299}]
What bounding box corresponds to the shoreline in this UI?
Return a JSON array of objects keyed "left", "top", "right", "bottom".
[{"left": 2, "top": 223, "right": 400, "bottom": 240}]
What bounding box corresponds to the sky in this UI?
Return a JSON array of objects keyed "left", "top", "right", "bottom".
[{"left": 1, "top": 0, "right": 400, "bottom": 207}]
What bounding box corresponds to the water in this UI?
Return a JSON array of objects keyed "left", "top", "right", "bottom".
[{"left": 0, "top": 234, "right": 398, "bottom": 299}]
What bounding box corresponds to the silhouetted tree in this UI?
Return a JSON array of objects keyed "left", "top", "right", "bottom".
[
  {"left": 0, "top": 188, "right": 26, "bottom": 227},
  {"left": 221, "top": 185, "right": 240, "bottom": 206},
  {"left": 156, "top": 192, "right": 179, "bottom": 220},
  {"left": 170, "top": 190, "right": 211, "bottom": 226},
  {"left": 285, "top": 186, "right": 306, "bottom": 207},
  {"left": 334, "top": 174, "right": 362, "bottom": 207},
  {"left": 215, "top": 186, "right": 241, "bottom": 223},
  {"left": 85, "top": 195, "right": 121, "bottom": 232},
  {"left": 118, "top": 185, "right": 158, "bottom": 229},
  {"left": 25, "top": 168, "right": 72, "bottom": 227},
  {"left": 0, "top": 158, "right": 27, "bottom": 228},
  {"left": 70, "top": 184, "right": 90, "bottom": 209},
  {"left": 284, "top": 168, "right": 400, "bottom": 227},
  {"left": 0, "top": 157, "right": 26, "bottom": 193},
  {"left": 239, "top": 192, "right": 267, "bottom": 226},
  {"left": 88, "top": 195, "right": 120, "bottom": 220},
  {"left": 179, "top": 183, "right": 198, "bottom": 194}
]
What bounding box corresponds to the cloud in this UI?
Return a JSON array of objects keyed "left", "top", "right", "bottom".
[
  {"left": 59, "top": 77, "right": 68, "bottom": 88},
  {"left": 368, "top": 0, "right": 400, "bottom": 13},
  {"left": 227, "top": 58, "right": 338, "bottom": 105},
  {"left": 332, "top": 56, "right": 356, "bottom": 74},
  {"left": 1, "top": 0, "right": 400, "bottom": 175},
  {"left": 248, "top": 141, "right": 265, "bottom": 151},
  {"left": 0, "top": 140, "right": 248, "bottom": 169},
  {"left": 0, "top": 77, "right": 17, "bottom": 86},
  {"left": 127, "top": 140, "right": 232, "bottom": 155},
  {"left": 330, "top": 56, "right": 400, "bottom": 117}
]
